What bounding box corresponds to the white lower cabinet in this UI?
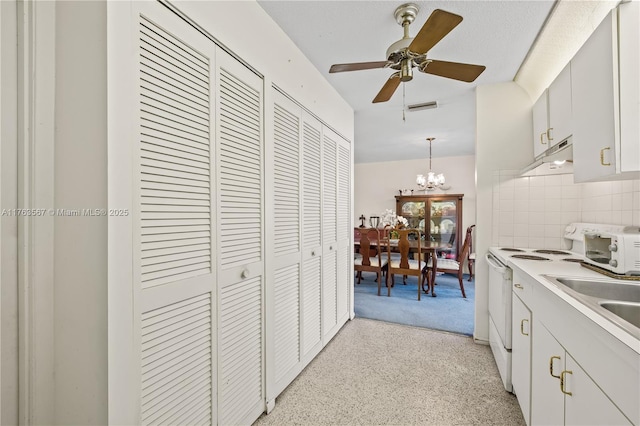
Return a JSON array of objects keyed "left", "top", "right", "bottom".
[
  {"left": 511, "top": 294, "right": 531, "bottom": 425},
  {"left": 531, "top": 320, "right": 630, "bottom": 426},
  {"left": 510, "top": 270, "right": 636, "bottom": 426}
]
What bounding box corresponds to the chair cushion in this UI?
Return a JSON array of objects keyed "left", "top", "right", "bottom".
[
  {"left": 425, "top": 258, "right": 460, "bottom": 270},
  {"left": 389, "top": 259, "right": 421, "bottom": 270},
  {"left": 355, "top": 256, "right": 387, "bottom": 267},
  {"left": 386, "top": 252, "right": 403, "bottom": 261},
  {"left": 469, "top": 252, "right": 476, "bottom": 260}
]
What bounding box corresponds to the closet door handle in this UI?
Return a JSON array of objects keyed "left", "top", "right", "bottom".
[
  {"left": 560, "top": 370, "right": 573, "bottom": 395},
  {"left": 549, "top": 356, "right": 561, "bottom": 379}
]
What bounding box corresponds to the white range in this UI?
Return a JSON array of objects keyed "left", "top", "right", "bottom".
[{"left": 486, "top": 247, "right": 583, "bottom": 391}]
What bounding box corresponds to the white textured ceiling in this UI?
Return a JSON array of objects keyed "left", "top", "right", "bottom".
[{"left": 258, "top": 0, "right": 555, "bottom": 163}]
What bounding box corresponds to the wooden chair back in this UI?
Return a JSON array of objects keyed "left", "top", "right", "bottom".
[
  {"left": 386, "top": 227, "right": 423, "bottom": 298},
  {"left": 354, "top": 228, "right": 388, "bottom": 295},
  {"left": 355, "top": 227, "right": 381, "bottom": 266},
  {"left": 458, "top": 226, "right": 473, "bottom": 263}
]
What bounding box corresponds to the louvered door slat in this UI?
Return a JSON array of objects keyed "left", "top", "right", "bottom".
[
  {"left": 302, "top": 122, "right": 322, "bottom": 248},
  {"left": 143, "top": 350, "right": 210, "bottom": 400},
  {"left": 141, "top": 126, "right": 208, "bottom": 152},
  {"left": 219, "top": 276, "right": 262, "bottom": 426},
  {"left": 141, "top": 141, "right": 210, "bottom": 166},
  {"left": 141, "top": 237, "right": 210, "bottom": 251},
  {"left": 141, "top": 95, "right": 209, "bottom": 130},
  {"left": 141, "top": 292, "right": 212, "bottom": 426},
  {"left": 337, "top": 142, "right": 351, "bottom": 318},
  {"left": 139, "top": 22, "right": 208, "bottom": 73},
  {"left": 274, "top": 103, "right": 300, "bottom": 256},
  {"left": 218, "top": 66, "right": 262, "bottom": 269},
  {"left": 323, "top": 134, "right": 337, "bottom": 244},
  {"left": 142, "top": 361, "right": 210, "bottom": 414},
  {"left": 302, "top": 256, "right": 321, "bottom": 354},
  {"left": 141, "top": 228, "right": 210, "bottom": 240},
  {"left": 274, "top": 265, "right": 300, "bottom": 380}
]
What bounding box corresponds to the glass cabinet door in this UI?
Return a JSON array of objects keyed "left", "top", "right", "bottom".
[
  {"left": 429, "top": 200, "right": 458, "bottom": 259},
  {"left": 399, "top": 201, "right": 425, "bottom": 231}
]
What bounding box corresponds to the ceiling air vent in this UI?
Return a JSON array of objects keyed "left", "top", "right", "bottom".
[{"left": 407, "top": 101, "right": 438, "bottom": 112}]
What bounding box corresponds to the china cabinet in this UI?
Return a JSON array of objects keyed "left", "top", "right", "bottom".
[{"left": 395, "top": 194, "right": 463, "bottom": 259}]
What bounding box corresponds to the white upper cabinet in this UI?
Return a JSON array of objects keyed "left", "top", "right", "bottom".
[
  {"left": 571, "top": 2, "right": 640, "bottom": 182},
  {"left": 532, "top": 63, "right": 572, "bottom": 159},
  {"left": 532, "top": 90, "right": 549, "bottom": 158},
  {"left": 547, "top": 62, "right": 572, "bottom": 147}
]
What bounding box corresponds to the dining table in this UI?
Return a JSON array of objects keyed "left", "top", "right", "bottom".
[{"left": 353, "top": 234, "right": 452, "bottom": 297}]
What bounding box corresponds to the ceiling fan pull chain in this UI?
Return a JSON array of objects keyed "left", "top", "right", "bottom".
[{"left": 402, "top": 83, "right": 406, "bottom": 123}]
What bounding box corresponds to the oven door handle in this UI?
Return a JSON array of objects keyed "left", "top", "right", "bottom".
[{"left": 485, "top": 253, "right": 508, "bottom": 272}]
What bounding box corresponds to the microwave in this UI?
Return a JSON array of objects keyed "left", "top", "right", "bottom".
[{"left": 583, "top": 227, "right": 640, "bottom": 276}]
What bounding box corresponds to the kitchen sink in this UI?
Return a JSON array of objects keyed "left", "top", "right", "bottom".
[
  {"left": 544, "top": 275, "right": 640, "bottom": 339},
  {"left": 555, "top": 278, "right": 640, "bottom": 303},
  {"left": 599, "top": 301, "right": 640, "bottom": 328}
]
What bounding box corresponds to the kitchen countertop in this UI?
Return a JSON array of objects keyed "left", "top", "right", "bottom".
[{"left": 506, "top": 256, "right": 640, "bottom": 354}]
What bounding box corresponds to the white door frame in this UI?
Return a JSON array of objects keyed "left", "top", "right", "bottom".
[
  {"left": 14, "top": 1, "right": 56, "bottom": 423},
  {"left": 1, "top": 0, "right": 19, "bottom": 424}
]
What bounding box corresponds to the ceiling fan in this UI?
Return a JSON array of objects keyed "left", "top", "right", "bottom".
[{"left": 329, "top": 3, "right": 486, "bottom": 103}]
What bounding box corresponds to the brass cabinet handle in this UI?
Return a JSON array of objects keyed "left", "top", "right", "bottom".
[
  {"left": 540, "top": 132, "right": 547, "bottom": 145},
  {"left": 520, "top": 319, "right": 529, "bottom": 336},
  {"left": 514, "top": 283, "right": 524, "bottom": 290},
  {"left": 600, "top": 147, "right": 611, "bottom": 166},
  {"left": 549, "top": 356, "right": 561, "bottom": 379},
  {"left": 546, "top": 127, "right": 554, "bottom": 141},
  {"left": 560, "top": 370, "right": 573, "bottom": 395}
]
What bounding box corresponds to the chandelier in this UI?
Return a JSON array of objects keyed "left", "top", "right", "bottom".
[{"left": 416, "top": 137, "right": 449, "bottom": 191}]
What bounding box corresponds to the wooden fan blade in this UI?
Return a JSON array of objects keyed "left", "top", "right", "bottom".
[
  {"left": 329, "top": 61, "right": 390, "bottom": 73},
  {"left": 408, "top": 9, "right": 463, "bottom": 55},
  {"left": 373, "top": 75, "right": 401, "bottom": 103},
  {"left": 421, "top": 59, "right": 486, "bottom": 83}
]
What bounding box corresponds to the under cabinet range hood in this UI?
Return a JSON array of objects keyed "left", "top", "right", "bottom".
[{"left": 520, "top": 138, "right": 573, "bottom": 176}]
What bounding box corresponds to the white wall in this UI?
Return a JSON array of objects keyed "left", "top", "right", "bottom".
[
  {"left": 354, "top": 155, "right": 476, "bottom": 232},
  {"left": 492, "top": 171, "right": 640, "bottom": 248},
  {"left": 475, "top": 82, "right": 533, "bottom": 342}
]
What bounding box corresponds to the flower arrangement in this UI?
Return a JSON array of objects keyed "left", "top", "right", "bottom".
[{"left": 379, "top": 209, "right": 409, "bottom": 229}]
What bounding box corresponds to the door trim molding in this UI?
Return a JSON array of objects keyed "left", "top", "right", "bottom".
[{"left": 16, "top": 1, "right": 56, "bottom": 423}]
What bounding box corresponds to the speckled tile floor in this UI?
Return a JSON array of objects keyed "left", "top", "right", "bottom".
[{"left": 253, "top": 318, "right": 525, "bottom": 426}]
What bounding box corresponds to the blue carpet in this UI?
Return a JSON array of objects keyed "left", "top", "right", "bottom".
[{"left": 354, "top": 272, "right": 475, "bottom": 336}]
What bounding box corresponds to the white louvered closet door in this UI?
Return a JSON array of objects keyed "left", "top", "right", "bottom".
[
  {"left": 135, "top": 3, "right": 216, "bottom": 425},
  {"left": 300, "top": 112, "right": 324, "bottom": 362},
  {"left": 336, "top": 138, "right": 352, "bottom": 323},
  {"left": 214, "top": 49, "right": 265, "bottom": 426},
  {"left": 266, "top": 91, "right": 303, "bottom": 399},
  {"left": 321, "top": 128, "right": 339, "bottom": 341}
]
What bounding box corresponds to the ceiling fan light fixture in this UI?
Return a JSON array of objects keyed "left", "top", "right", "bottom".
[{"left": 400, "top": 59, "right": 413, "bottom": 82}]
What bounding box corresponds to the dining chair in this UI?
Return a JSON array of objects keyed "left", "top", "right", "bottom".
[
  {"left": 354, "top": 227, "right": 389, "bottom": 296},
  {"left": 421, "top": 225, "right": 473, "bottom": 298},
  {"left": 386, "top": 227, "right": 423, "bottom": 299},
  {"left": 466, "top": 225, "right": 476, "bottom": 281}
]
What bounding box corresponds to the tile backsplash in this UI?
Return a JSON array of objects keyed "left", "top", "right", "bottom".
[{"left": 492, "top": 171, "right": 640, "bottom": 249}]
